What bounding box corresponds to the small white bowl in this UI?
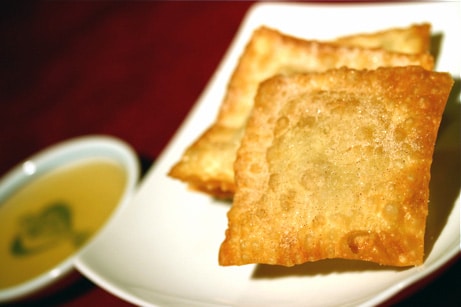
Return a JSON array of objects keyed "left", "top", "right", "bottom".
[{"left": 0, "top": 135, "right": 139, "bottom": 302}]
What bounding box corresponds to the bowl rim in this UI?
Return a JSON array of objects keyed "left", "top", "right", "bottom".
[{"left": 0, "top": 135, "right": 140, "bottom": 302}]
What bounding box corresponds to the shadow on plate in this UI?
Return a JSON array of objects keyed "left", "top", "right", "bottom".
[
  {"left": 424, "top": 77, "right": 460, "bottom": 257},
  {"left": 430, "top": 33, "right": 442, "bottom": 68},
  {"left": 252, "top": 258, "right": 406, "bottom": 279}
]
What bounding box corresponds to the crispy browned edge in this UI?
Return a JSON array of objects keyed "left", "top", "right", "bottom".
[{"left": 334, "top": 23, "right": 431, "bottom": 54}]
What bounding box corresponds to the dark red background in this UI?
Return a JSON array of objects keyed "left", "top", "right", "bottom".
[{"left": 1, "top": 1, "right": 459, "bottom": 306}]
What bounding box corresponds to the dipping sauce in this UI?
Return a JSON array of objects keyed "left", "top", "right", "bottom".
[{"left": 0, "top": 158, "right": 126, "bottom": 288}]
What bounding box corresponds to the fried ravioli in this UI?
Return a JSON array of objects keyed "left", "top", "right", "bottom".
[
  {"left": 219, "top": 66, "right": 453, "bottom": 267},
  {"left": 168, "top": 26, "right": 434, "bottom": 198}
]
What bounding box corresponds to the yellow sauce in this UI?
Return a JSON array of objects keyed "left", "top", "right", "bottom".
[{"left": 0, "top": 158, "right": 127, "bottom": 288}]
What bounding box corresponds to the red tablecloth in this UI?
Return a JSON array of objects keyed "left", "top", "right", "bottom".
[{"left": 1, "top": 1, "right": 459, "bottom": 306}]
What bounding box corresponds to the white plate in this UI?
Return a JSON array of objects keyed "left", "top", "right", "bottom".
[{"left": 75, "top": 2, "right": 461, "bottom": 306}]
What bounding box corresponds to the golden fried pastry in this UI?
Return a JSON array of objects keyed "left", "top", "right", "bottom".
[
  {"left": 333, "top": 23, "right": 431, "bottom": 54},
  {"left": 219, "top": 66, "right": 453, "bottom": 267},
  {"left": 168, "top": 26, "right": 434, "bottom": 198}
]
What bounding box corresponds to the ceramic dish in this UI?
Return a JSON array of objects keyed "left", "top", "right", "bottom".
[
  {"left": 75, "top": 2, "right": 460, "bottom": 306},
  {"left": 0, "top": 135, "right": 139, "bottom": 302}
]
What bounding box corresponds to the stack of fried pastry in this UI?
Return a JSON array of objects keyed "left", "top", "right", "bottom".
[{"left": 169, "top": 24, "right": 454, "bottom": 267}]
